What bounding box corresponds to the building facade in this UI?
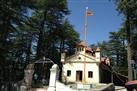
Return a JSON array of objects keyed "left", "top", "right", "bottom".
[{"left": 61, "top": 42, "right": 101, "bottom": 83}]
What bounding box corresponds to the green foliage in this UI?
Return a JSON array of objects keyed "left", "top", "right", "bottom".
[
  {"left": 116, "top": 0, "right": 137, "bottom": 79},
  {"left": 109, "top": 31, "right": 127, "bottom": 65},
  {"left": 97, "top": 41, "right": 111, "bottom": 57},
  {"left": 35, "top": 0, "right": 70, "bottom": 59},
  {"left": 0, "top": 0, "right": 36, "bottom": 82},
  {"left": 90, "top": 30, "right": 128, "bottom": 75},
  {"left": 0, "top": 0, "right": 80, "bottom": 84},
  {"left": 90, "top": 41, "right": 111, "bottom": 57},
  {"left": 108, "top": 31, "right": 127, "bottom": 75}
]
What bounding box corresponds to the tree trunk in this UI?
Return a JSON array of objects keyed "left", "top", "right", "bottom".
[
  {"left": 126, "top": 15, "right": 133, "bottom": 81},
  {"left": 26, "top": 35, "right": 32, "bottom": 64},
  {"left": 36, "top": 20, "right": 45, "bottom": 60},
  {"left": 127, "top": 43, "right": 132, "bottom": 81}
]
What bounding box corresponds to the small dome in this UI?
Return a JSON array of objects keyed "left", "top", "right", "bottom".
[
  {"left": 77, "top": 42, "right": 85, "bottom": 47},
  {"left": 96, "top": 47, "right": 100, "bottom": 52}
]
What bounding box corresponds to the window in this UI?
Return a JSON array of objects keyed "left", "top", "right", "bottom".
[
  {"left": 67, "top": 70, "right": 71, "bottom": 76},
  {"left": 88, "top": 71, "right": 93, "bottom": 78},
  {"left": 82, "top": 48, "right": 84, "bottom": 51}
]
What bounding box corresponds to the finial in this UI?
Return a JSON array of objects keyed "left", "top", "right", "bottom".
[
  {"left": 86, "top": 7, "right": 88, "bottom": 10},
  {"left": 96, "top": 47, "right": 100, "bottom": 52}
]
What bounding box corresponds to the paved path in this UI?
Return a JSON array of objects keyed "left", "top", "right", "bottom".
[
  {"left": 115, "top": 86, "right": 127, "bottom": 91},
  {"left": 30, "top": 83, "right": 127, "bottom": 91},
  {"left": 56, "top": 81, "right": 73, "bottom": 91}
]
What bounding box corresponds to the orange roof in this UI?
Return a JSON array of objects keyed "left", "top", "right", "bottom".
[
  {"left": 86, "top": 48, "right": 92, "bottom": 52},
  {"left": 125, "top": 80, "right": 137, "bottom": 85}
]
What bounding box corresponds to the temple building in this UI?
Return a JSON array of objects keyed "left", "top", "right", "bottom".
[{"left": 61, "top": 42, "right": 101, "bottom": 83}]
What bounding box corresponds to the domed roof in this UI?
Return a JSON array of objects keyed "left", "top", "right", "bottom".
[
  {"left": 77, "top": 42, "right": 85, "bottom": 47},
  {"left": 96, "top": 47, "right": 100, "bottom": 52},
  {"left": 76, "top": 42, "right": 84, "bottom": 47},
  {"left": 78, "top": 42, "right": 85, "bottom": 46}
]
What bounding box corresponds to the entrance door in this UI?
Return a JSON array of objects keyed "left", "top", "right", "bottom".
[{"left": 76, "top": 71, "right": 83, "bottom": 81}]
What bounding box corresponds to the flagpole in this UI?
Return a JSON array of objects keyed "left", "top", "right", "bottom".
[{"left": 83, "top": 7, "right": 88, "bottom": 83}]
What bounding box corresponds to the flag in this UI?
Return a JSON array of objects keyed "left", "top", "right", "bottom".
[{"left": 86, "top": 11, "right": 93, "bottom": 16}]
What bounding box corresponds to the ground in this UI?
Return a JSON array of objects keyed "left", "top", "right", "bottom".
[{"left": 115, "top": 86, "right": 127, "bottom": 91}]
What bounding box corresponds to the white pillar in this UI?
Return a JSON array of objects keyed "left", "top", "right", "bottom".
[
  {"left": 47, "top": 64, "right": 58, "bottom": 91},
  {"left": 95, "top": 47, "right": 101, "bottom": 62}
]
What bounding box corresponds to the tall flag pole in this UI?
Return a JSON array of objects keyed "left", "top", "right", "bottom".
[{"left": 83, "top": 7, "right": 93, "bottom": 83}]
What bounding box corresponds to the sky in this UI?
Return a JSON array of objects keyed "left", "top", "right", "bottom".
[{"left": 67, "top": 0, "right": 123, "bottom": 46}]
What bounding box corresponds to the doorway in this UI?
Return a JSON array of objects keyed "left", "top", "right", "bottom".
[{"left": 76, "top": 71, "right": 83, "bottom": 81}]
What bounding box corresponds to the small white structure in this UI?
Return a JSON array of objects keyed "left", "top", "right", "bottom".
[
  {"left": 61, "top": 42, "right": 101, "bottom": 83},
  {"left": 47, "top": 64, "right": 58, "bottom": 91}
]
